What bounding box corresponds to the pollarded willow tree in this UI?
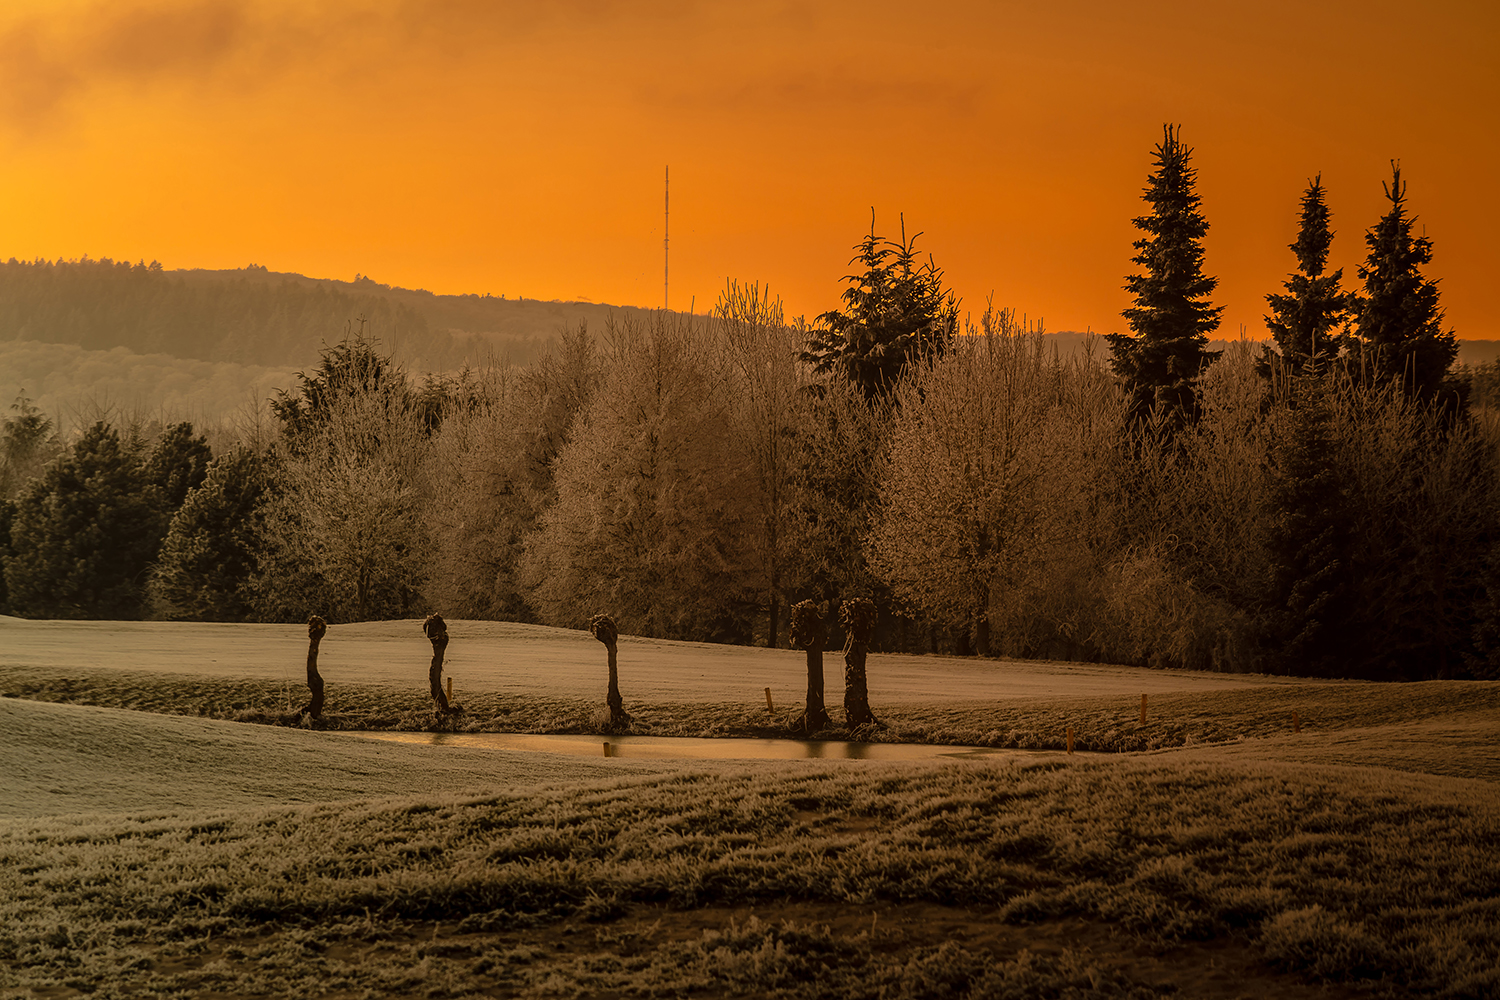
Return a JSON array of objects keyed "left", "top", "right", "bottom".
[
  {"left": 868, "top": 307, "right": 1122, "bottom": 657},
  {"left": 519, "top": 311, "right": 758, "bottom": 641}
]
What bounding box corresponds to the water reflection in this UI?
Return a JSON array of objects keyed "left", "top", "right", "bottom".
[{"left": 348, "top": 730, "right": 1007, "bottom": 762}]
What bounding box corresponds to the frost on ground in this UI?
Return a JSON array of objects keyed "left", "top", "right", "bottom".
[{"left": 2, "top": 617, "right": 1499, "bottom": 998}]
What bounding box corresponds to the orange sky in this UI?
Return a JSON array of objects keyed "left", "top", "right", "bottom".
[{"left": 0, "top": 0, "right": 1496, "bottom": 341}]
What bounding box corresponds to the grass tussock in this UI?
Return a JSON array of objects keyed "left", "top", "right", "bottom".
[
  {"left": 3, "top": 662, "right": 1497, "bottom": 752},
  {"left": 1, "top": 759, "right": 1497, "bottom": 997}
]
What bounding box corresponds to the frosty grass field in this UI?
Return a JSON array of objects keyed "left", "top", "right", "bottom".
[{"left": 2, "top": 615, "right": 1499, "bottom": 998}]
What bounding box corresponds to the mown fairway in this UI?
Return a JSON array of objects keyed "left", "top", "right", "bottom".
[{"left": 2, "top": 617, "right": 1499, "bottom": 998}]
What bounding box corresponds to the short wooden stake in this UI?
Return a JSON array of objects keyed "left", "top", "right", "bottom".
[
  {"left": 446, "top": 677, "right": 453, "bottom": 703},
  {"left": 603, "top": 742, "right": 612, "bottom": 757},
  {"left": 1066, "top": 726, "right": 1074, "bottom": 755},
  {"left": 765, "top": 687, "right": 775, "bottom": 714},
  {"left": 1293, "top": 709, "right": 1301, "bottom": 734},
  {"left": 1140, "top": 693, "right": 1148, "bottom": 724}
]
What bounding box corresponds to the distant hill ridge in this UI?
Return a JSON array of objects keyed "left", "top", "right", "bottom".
[
  {"left": 0, "top": 257, "right": 658, "bottom": 371},
  {"left": 3, "top": 257, "right": 1495, "bottom": 374}
]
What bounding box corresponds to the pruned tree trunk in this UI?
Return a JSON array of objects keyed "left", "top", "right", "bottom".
[
  {"left": 789, "top": 600, "right": 830, "bottom": 733},
  {"left": 840, "top": 597, "right": 878, "bottom": 727},
  {"left": 589, "top": 613, "right": 631, "bottom": 725},
  {"left": 299, "top": 614, "right": 327, "bottom": 720},
  {"left": 424, "top": 613, "right": 460, "bottom": 715}
]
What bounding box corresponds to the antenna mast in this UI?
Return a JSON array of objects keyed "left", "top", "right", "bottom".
[{"left": 664, "top": 165, "right": 669, "bottom": 311}]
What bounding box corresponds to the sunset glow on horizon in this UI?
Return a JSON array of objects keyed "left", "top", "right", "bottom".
[{"left": 0, "top": 0, "right": 1495, "bottom": 339}]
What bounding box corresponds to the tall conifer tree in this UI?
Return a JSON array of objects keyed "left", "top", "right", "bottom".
[
  {"left": 1264, "top": 175, "right": 1356, "bottom": 371},
  {"left": 1108, "top": 124, "right": 1223, "bottom": 426},
  {"left": 1353, "top": 161, "right": 1458, "bottom": 401}
]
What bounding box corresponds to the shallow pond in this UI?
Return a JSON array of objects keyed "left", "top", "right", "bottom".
[{"left": 348, "top": 730, "right": 1009, "bottom": 762}]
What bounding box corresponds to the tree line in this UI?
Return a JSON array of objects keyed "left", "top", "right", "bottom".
[{"left": 2, "top": 125, "right": 1497, "bottom": 682}]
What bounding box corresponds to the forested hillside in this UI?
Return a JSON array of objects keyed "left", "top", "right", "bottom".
[{"left": 0, "top": 258, "right": 656, "bottom": 372}]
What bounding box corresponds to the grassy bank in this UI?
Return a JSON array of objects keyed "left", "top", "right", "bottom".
[
  {"left": 3, "top": 662, "right": 1498, "bottom": 753},
  {"left": 2, "top": 758, "right": 1496, "bottom": 998}
]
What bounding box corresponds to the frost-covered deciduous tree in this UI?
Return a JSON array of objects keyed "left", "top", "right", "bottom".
[
  {"left": 254, "top": 343, "right": 429, "bottom": 623},
  {"left": 714, "top": 281, "right": 810, "bottom": 646},
  {"left": 421, "top": 327, "right": 596, "bottom": 620},
  {"left": 520, "top": 312, "right": 755, "bottom": 640},
  {"left": 869, "top": 308, "right": 1120, "bottom": 657}
]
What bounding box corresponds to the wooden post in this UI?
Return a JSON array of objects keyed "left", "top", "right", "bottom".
[
  {"left": 765, "top": 687, "right": 775, "bottom": 714},
  {"left": 1066, "top": 726, "right": 1074, "bottom": 755},
  {"left": 1140, "top": 693, "right": 1148, "bottom": 724},
  {"left": 603, "top": 742, "right": 612, "bottom": 757},
  {"left": 1293, "top": 709, "right": 1301, "bottom": 733}
]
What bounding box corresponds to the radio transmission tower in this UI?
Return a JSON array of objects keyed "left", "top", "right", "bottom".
[{"left": 664, "top": 165, "right": 669, "bottom": 311}]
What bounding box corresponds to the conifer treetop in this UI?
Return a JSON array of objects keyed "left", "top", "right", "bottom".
[
  {"left": 1108, "top": 124, "right": 1223, "bottom": 425},
  {"left": 1353, "top": 160, "right": 1457, "bottom": 401}
]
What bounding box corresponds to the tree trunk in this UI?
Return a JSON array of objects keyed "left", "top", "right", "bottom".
[
  {"left": 299, "top": 614, "right": 327, "bottom": 720},
  {"left": 975, "top": 616, "right": 991, "bottom": 658},
  {"left": 424, "top": 614, "right": 459, "bottom": 714},
  {"left": 840, "top": 597, "right": 878, "bottom": 727},
  {"left": 768, "top": 591, "right": 780, "bottom": 649},
  {"left": 589, "top": 613, "right": 631, "bottom": 725},
  {"left": 789, "top": 600, "right": 830, "bottom": 733}
]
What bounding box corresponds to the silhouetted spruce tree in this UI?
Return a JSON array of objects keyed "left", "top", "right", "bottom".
[
  {"left": 1264, "top": 384, "right": 1352, "bottom": 675},
  {"left": 1352, "top": 162, "right": 1459, "bottom": 403},
  {"left": 802, "top": 214, "right": 959, "bottom": 401},
  {"left": 1264, "top": 175, "right": 1357, "bottom": 373},
  {"left": 4, "top": 422, "right": 167, "bottom": 619},
  {"left": 1108, "top": 125, "right": 1223, "bottom": 426}
]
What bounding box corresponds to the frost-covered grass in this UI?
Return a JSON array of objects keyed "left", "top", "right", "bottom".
[
  {"left": 2, "top": 758, "right": 1497, "bottom": 998},
  {"left": 5, "top": 618, "right": 1499, "bottom": 996}
]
